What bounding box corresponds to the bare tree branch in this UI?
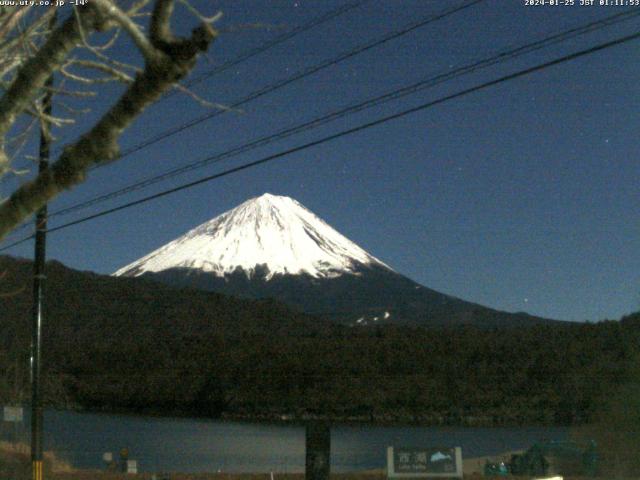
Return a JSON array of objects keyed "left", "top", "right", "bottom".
[
  {"left": 0, "top": 6, "right": 104, "bottom": 141},
  {"left": 171, "top": 83, "right": 238, "bottom": 112},
  {"left": 92, "top": 0, "right": 157, "bottom": 61},
  {"left": 43, "top": 86, "right": 97, "bottom": 98},
  {"left": 0, "top": 7, "right": 31, "bottom": 41},
  {"left": 177, "top": 0, "right": 223, "bottom": 25},
  {"left": 85, "top": 23, "right": 121, "bottom": 51},
  {"left": 0, "top": 1, "right": 218, "bottom": 240},
  {"left": 60, "top": 64, "right": 132, "bottom": 84},
  {"left": 127, "top": 0, "right": 153, "bottom": 17},
  {"left": 27, "top": 106, "right": 75, "bottom": 127},
  {"left": 69, "top": 58, "right": 136, "bottom": 83},
  {"left": 55, "top": 100, "right": 91, "bottom": 116},
  {"left": 150, "top": 0, "right": 175, "bottom": 46}
]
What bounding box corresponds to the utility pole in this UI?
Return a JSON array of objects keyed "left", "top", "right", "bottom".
[
  {"left": 305, "top": 421, "right": 331, "bottom": 480},
  {"left": 31, "top": 12, "right": 56, "bottom": 480}
]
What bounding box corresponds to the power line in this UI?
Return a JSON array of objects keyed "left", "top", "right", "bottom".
[
  {"left": 45, "top": 9, "right": 640, "bottom": 220},
  {"left": 7, "top": 28, "right": 636, "bottom": 244},
  {"left": 180, "top": 0, "right": 372, "bottom": 90},
  {"left": 0, "top": 234, "right": 34, "bottom": 251},
  {"left": 2, "top": 0, "right": 485, "bottom": 242},
  {"left": 47, "top": 0, "right": 370, "bottom": 158},
  {"left": 96, "top": 0, "right": 487, "bottom": 162},
  {"left": 2, "top": 27, "right": 639, "bottom": 251},
  {"left": 2, "top": 4, "right": 372, "bottom": 245}
]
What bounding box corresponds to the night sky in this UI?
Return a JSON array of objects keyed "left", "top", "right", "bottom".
[{"left": 2, "top": 0, "right": 639, "bottom": 322}]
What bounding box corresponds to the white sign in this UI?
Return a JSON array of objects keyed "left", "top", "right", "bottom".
[
  {"left": 387, "top": 446, "right": 463, "bottom": 479},
  {"left": 3, "top": 406, "right": 23, "bottom": 423},
  {"left": 127, "top": 460, "right": 138, "bottom": 474}
]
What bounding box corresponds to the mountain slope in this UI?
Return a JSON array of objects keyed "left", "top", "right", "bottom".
[
  {"left": 115, "top": 193, "right": 557, "bottom": 327},
  {"left": 142, "top": 264, "right": 553, "bottom": 328}
]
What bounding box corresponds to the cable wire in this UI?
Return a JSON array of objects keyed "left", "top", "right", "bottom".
[
  {"left": 0, "top": 27, "right": 631, "bottom": 247},
  {"left": 180, "top": 0, "right": 372, "bottom": 90},
  {"left": 97, "top": 0, "right": 487, "bottom": 163},
  {"left": 47, "top": 0, "right": 370, "bottom": 157},
  {"left": 0, "top": 0, "right": 486, "bottom": 242},
  {"left": 3, "top": 0, "right": 485, "bottom": 240},
  {"left": 46, "top": 8, "right": 640, "bottom": 220}
]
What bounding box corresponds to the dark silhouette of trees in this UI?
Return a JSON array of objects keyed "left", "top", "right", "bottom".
[{"left": 0, "top": 255, "right": 637, "bottom": 426}]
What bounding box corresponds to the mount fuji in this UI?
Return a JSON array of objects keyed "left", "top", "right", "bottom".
[
  {"left": 115, "top": 193, "right": 390, "bottom": 280},
  {"left": 114, "top": 193, "right": 553, "bottom": 327}
]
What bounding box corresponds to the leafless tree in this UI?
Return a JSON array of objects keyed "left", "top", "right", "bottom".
[{"left": 0, "top": 0, "right": 219, "bottom": 241}]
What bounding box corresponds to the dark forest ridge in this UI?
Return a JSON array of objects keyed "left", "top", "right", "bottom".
[{"left": 1, "top": 254, "right": 638, "bottom": 426}]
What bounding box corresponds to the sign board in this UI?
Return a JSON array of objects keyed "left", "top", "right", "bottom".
[
  {"left": 3, "top": 406, "right": 23, "bottom": 423},
  {"left": 126, "top": 460, "right": 138, "bottom": 474},
  {"left": 387, "top": 447, "right": 463, "bottom": 479}
]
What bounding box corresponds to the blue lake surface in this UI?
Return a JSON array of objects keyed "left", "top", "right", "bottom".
[{"left": 5, "top": 410, "right": 569, "bottom": 473}]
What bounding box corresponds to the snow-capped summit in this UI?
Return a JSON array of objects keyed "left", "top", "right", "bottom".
[{"left": 114, "top": 193, "right": 391, "bottom": 280}]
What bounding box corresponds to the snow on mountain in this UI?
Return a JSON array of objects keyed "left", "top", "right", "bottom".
[{"left": 114, "top": 193, "right": 392, "bottom": 280}]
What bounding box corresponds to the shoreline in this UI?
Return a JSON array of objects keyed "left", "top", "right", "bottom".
[
  {"left": 0, "top": 440, "right": 522, "bottom": 479},
  {"left": 41, "top": 404, "right": 577, "bottom": 429}
]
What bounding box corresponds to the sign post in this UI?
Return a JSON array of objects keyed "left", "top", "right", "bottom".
[{"left": 305, "top": 421, "right": 331, "bottom": 480}]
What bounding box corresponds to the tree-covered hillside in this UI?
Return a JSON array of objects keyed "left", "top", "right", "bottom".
[{"left": 1, "top": 255, "right": 637, "bottom": 426}]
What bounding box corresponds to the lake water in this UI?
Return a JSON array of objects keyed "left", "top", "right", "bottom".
[{"left": 4, "top": 410, "right": 568, "bottom": 473}]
